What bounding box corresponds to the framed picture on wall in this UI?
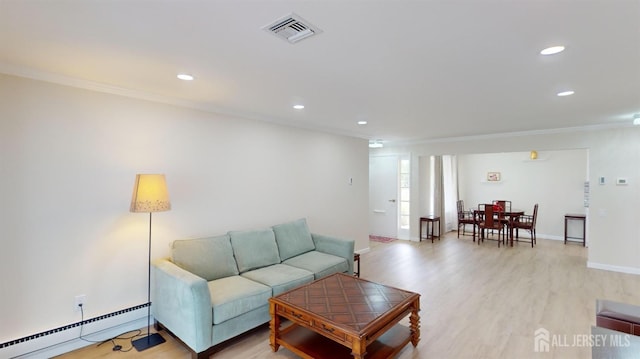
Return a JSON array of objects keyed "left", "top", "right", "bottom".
[{"left": 487, "top": 172, "right": 501, "bottom": 182}]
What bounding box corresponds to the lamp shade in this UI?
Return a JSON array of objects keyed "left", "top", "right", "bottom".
[{"left": 130, "top": 174, "right": 171, "bottom": 213}]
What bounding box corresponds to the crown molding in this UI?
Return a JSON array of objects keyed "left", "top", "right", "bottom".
[
  {"left": 0, "top": 62, "right": 207, "bottom": 109},
  {"left": 1, "top": 62, "right": 629, "bottom": 147},
  {"left": 0, "top": 62, "right": 369, "bottom": 142},
  {"left": 391, "top": 122, "right": 629, "bottom": 147}
]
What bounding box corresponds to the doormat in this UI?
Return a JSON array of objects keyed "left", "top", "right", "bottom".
[{"left": 369, "top": 235, "right": 397, "bottom": 243}]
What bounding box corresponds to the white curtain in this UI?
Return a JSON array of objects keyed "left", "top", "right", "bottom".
[
  {"left": 420, "top": 155, "right": 458, "bottom": 233},
  {"left": 431, "top": 156, "right": 442, "bottom": 218},
  {"left": 442, "top": 155, "right": 458, "bottom": 232},
  {"left": 431, "top": 155, "right": 459, "bottom": 233}
]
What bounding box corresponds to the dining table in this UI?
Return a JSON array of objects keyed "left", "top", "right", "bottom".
[{"left": 472, "top": 207, "right": 525, "bottom": 246}]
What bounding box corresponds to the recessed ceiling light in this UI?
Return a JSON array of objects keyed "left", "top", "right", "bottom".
[
  {"left": 357, "top": 121, "right": 368, "bottom": 125},
  {"left": 293, "top": 105, "right": 305, "bottom": 110},
  {"left": 540, "top": 46, "right": 565, "bottom": 55},
  {"left": 177, "top": 74, "right": 194, "bottom": 81},
  {"left": 557, "top": 90, "right": 575, "bottom": 97}
]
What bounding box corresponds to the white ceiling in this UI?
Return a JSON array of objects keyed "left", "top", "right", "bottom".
[{"left": 1, "top": 0, "right": 639, "bottom": 145}]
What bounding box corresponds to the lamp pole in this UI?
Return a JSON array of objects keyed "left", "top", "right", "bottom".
[{"left": 130, "top": 174, "right": 169, "bottom": 351}]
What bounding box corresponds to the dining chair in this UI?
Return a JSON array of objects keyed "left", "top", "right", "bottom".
[
  {"left": 492, "top": 200, "right": 512, "bottom": 212},
  {"left": 492, "top": 199, "right": 511, "bottom": 230},
  {"left": 492, "top": 200, "right": 512, "bottom": 234},
  {"left": 513, "top": 203, "right": 538, "bottom": 247},
  {"left": 476, "top": 203, "right": 505, "bottom": 247},
  {"left": 457, "top": 200, "right": 475, "bottom": 239}
]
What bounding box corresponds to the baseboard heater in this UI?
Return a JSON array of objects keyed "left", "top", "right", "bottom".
[{"left": 0, "top": 303, "right": 149, "bottom": 349}]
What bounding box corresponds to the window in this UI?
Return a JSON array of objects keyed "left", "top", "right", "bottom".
[{"left": 399, "top": 159, "right": 410, "bottom": 230}]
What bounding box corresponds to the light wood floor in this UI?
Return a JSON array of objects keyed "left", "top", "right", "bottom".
[{"left": 57, "top": 232, "right": 640, "bottom": 358}]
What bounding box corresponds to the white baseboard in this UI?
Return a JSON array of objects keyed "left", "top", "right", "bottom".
[
  {"left": 537, "top": 233, "right": 563, "bottom": 241},
  {"left": 587, "top": 262, "right": 640, "bottom": 275},
  {"left": 4, "top": 310, "right": 148, "bottom": 359}
]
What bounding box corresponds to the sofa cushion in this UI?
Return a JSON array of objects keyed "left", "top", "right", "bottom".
[
  {"left": 171, "top": 235, "right": 239, "bottom": 281},
  {"left": 241, "top": 264, "right": 314, "bottom": 296},
  {"left": 208, "top": 275, "right": 272, "bottom": 325},
  {"left": 283, "top": 251, "right": 349, "bottom": 279},
  {"left": 229, "top": 229, "right": 281, "bottom": 273},
  {"left": 272, "top": 218, "right": 316, "bottom": 261}
]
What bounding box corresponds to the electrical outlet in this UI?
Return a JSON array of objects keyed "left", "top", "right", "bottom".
[{"left": 74, "top": 294, "right": 86, "bottom": 312}]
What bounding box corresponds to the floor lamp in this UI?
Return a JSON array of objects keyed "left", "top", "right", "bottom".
[{"left": 130, "top": 174, "right": 170, "bottom": 351}]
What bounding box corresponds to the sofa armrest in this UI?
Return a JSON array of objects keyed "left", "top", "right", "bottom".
[
  {"left": 311, "top": 233, "right": 355, "bottom": 275},
  {"left": 152, "top": 258, "right": 212, "bottom": 353}
]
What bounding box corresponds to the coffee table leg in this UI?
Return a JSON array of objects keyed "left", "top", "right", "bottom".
[
  {"left": 351, "top": 339, "right": 367, "bottom": 359},
  {"left": 269, "top": 301, "right": 280, "bottom": 352},
  {"left": 410, "top": 301, "right": 421, "bottom": 346}
]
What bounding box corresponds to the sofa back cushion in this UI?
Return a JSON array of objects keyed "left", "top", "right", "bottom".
[
  {"left": 171, "top": 234, "right": 239, "bottom": 281},
  {"left": 229, "top": 229, "right": 281, "bottom": 273},
  {"left": 272, "top": 218, "right": 316, "bottom": 261}
]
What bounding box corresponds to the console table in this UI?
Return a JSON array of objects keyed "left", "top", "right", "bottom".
[
  {"left": 419, "top": 215, "right": 441, "bottom": 243},
  {"left": 564, "top": 213, "right": 586, "bottom": 246}
]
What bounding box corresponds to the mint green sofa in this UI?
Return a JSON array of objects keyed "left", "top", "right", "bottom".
[{"left": 151, "top": 218, "right": 355, "bottom": 358}]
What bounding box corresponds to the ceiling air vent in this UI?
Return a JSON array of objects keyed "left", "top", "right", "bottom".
[{"left": 263, "top": 13, "right": 322, "bottom": 44}]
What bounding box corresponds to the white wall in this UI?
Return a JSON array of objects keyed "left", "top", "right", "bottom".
[
  {"left": 457, "top": 149, "right": 587, "bottom": 239},
  {"left": 0, "top": 74, "right": 369, "bottom": 356},
  {"left": 375, "top": 128, "right": 640, "bottom": 275}
]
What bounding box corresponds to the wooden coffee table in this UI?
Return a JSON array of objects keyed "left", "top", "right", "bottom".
[{"left": 269, "top": 273, "right": 420, "bottom": 358}]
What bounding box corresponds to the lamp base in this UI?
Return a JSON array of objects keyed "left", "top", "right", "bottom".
[{"left": 132, "top": 332, "right": 166, "bottom": 351}]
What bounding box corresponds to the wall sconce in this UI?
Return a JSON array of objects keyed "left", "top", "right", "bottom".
[{"left": 530, "top": 150, "right": 538, "bottom": 160}]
